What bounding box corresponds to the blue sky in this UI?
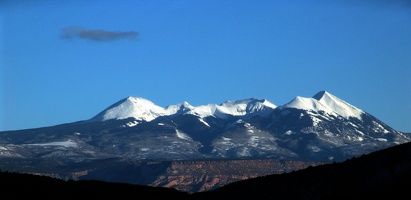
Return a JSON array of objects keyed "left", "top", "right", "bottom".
[{"left": 1, "top": 0, "right": 411, "bottom": 132}]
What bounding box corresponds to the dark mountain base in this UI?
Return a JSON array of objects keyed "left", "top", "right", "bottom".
[
  {"left": 0, "top": 171, "right": 191, "bottom": 200},
  {"left": 2, "top": 141, "right": 411, "bottom": 199},
  {"left": 193, "top": 141, "right": 411, "bottom": 200}
]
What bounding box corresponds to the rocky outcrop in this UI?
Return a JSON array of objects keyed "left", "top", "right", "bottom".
[
  {"left": 1, "top": 157, "right": 324, "bottom": 194},
  {"left": 149, "top": 159, "right": 323, "bottom": 193}
]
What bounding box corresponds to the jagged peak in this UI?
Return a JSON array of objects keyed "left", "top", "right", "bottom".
[
  {"left": 282, "top": 96, "right": 329, "bottom": 111},
  {"left": 281, "top": 91, "right": 365, "bottom": 120},
  {"left": 220, "top": 98, "right": 258, "bottom": 106},
  {"left": 312, "top": 90, "right": 329, "bottom": 100},
  {"left": 220, "top": 98, "right": 276, "bottom": 108},
  {"left": 165, "top": 101, "right": 194, "bottom": 115},
  {"left": 218, "top": 98, "right": 276, "bottom": 115},
  {"left": 312, "top": 91, "right": 364, "bottom": 119},
  {"left": 166, "top": 101, "right": 193, "bottom": 108},
  {"left": 91, "top": 92, "right": 364, "bottom": 122}
]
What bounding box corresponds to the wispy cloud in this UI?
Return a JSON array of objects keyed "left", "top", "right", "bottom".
[{"left": 61, "top": 26, "right": 139, "bottom": 42}]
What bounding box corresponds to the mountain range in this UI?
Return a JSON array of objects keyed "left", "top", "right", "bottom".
[{"left": 0, "top": 90, "right": 409, "bottom": 192}]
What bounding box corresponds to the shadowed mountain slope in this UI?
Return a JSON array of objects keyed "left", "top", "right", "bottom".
[
  {"left": 192, "top": 141, "right": 411, "bottom": 199},
  {"left": 0, "top": 171, "right": 191, "bottom": 200}
]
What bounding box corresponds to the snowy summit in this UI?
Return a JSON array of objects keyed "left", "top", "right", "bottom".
[
  {"left": 90, "top": 97, "right": 168, "bottom": 121},
  {"left": 90, "top": 97, "right": 277, "bottom": 122},
  {"left": 90, "top": 91, "right": 363, "bottom": 122},
  {"left": 283, "top": 91, "right": 364, "bottom": 119}
]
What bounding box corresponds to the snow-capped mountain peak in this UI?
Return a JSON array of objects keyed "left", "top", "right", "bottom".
[
  {"left": 283, "top": 96, "right": 329, "bottom": 112},
  {"left": 282, "top": 91, "right": 364, "bottom": 120},
  {"left": 196, "top": 98, "right": 277, "bottom": 118},
  {"left": 90, "top": 96, "right": 167, "bottom": 122},
  {"left": 178, "top": 98, "right": 277, "bottom": 119},
  {"left": 313, "top": 91, "right": 364, "bottom": 119},
  {"left": 90, "top": 91, "right": 364, "bottom": 123},
  {"left": 165, "top": 101, "right": 194, "bottom": 115},
  {"left": 245, "top": 98, "right": 276, "bottom": 113}
]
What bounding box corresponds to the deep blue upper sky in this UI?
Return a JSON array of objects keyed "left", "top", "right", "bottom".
[{"left": 1, "top": 0, "right": 411, "bottom": 132}]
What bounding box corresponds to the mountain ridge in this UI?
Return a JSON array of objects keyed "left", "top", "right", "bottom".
[{"left": 88, "top": 90, "right": 363, "bottom": 123}]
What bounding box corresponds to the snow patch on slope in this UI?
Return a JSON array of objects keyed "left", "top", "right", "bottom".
[
  {"left": 25, "top": 140, "right": 78, "bottom": 148},
  {"left": 198, "top": 118, "right": 210, "bottom": 127},
  {"left": 176, "top": 129, "right": 192, "bottom": 141}
]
